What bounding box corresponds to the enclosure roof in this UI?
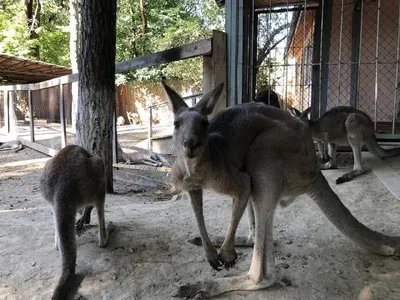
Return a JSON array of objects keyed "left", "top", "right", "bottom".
[
  {"left": 0, "top": 53, "right": 72, "bottom": 84},
  {"left": 216, "top": 0, "right": 319, "bottom": 8}
]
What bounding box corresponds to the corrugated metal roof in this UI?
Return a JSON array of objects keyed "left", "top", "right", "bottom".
[{"left": 0, "top": 53, "right": 71, "bottom": 84}]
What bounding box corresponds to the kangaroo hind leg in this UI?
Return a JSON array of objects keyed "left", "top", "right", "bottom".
[
  {"left": 336, "top": 136, "right": 370, "bottom": 184},
  {"left": 172, "top": 174, "right": 281, "bottom": 298},
  {"left": 76, "top": 205, "right": 94, "bottom": 230}
]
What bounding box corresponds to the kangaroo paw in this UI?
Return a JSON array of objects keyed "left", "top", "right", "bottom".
[{"left": 218, "top": 247, "right": 238, "bottom": 269}]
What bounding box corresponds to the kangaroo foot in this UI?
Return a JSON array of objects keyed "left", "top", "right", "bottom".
[
  {"left": 188, "top": 236, "right": 254, "bottom": 247},
  {"left": 218, "top": 246, "right": 237, "bottom": 269},
  {"left": 336, "top": 168, "right": 370, "bottom": 184},
  {"left": 320, "top": 161, "right": 337, "bottom": 170},
  {"left": 171, "top": 274, "right": 276, "bottom": 299},
  {"left": 205, "top": 248, "right": 223, "bottom": 271},
  {"left": 75, "top": 217, "right": 85, "bottom": 230}
]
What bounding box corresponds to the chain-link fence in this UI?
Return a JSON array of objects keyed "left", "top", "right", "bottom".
[
  {"left": 117, "top": 93, "right": 202, "bottom": 158},
  {"left": 254, "top": 0, "right": 400, "bottom": 135},
  {"left": 0, "top": 81, "right": 204, "bottom": 164}
]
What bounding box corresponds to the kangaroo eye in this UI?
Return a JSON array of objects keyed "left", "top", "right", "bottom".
[{"left": 174, "top": 120, "right": 180, "bottom": 128}]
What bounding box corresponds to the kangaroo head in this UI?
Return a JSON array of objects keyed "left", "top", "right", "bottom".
[{"left": 161, "top": 78, "right": 224, "bottom": 160}]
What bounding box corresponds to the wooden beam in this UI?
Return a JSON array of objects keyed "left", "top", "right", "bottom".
[
  {"left": 115, "top": 38, "right": 212, "bottom": 73},
  {"left": 17, "top": 137, "right": 58, "bottom": 157},
  {"left": 59, "top": 83, "right": 67, "bottom": 148},
  {"left": 203, "top": 31, "right": 227, "bottom": 115},
  {"left": 0, "top": 38, "right": 213, "bottom": 91},
  {"left": 28, "top": 89, "right": 35, "bottom": 142}
]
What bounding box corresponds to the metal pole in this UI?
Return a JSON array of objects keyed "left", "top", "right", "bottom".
[
  {"left": 318, "top": 0, "right": 325, "bottom": 117},
  {"left": 356, "top": 0, "right": 364, "bottom": 108},
  {"left": 392, "top": 0, "right": 400, "bottom": 134},
  {"left": 374, "top": 0, "right": 381, "bottom": 131},
  {"left": 148, "top": 106, "right": 153, "bottom": 151},
  {"left": 59, "top": 82, "right": 67, "bottom": 148},
  {"left": 28, "top": 89, "right": 35, "bottom": 142},
  {"left": 267, "top": 0, "right": 272, "bottom": 105},
  {"left": 336, "top": 0, "right": 345, "bottom": 106},
  {"left": 4, "top": 90, "right": 9, "bottom": 133},
  {"left": 300, "top": 0, "right": 307, "bottom": 110},
  {"left": 284, "top": 0, "right": 289, "bottom": 108},
  {"left": 249, "top": 0, "right": 255, "bottom": 101}
]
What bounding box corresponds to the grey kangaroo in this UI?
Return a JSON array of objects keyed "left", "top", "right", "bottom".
[
  {"left": 40, "top": 145, "right": 110, "bottom": 300},
  {"left": 161, "top": 79, "right": 400, "bottom": 299},
  {"left": 291, "top": 106, "right": 400, "bottom": 184}
]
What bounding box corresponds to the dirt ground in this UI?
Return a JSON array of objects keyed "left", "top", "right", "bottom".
[{"left": 1, "top": 147, "right": 400, "bottom": 300}]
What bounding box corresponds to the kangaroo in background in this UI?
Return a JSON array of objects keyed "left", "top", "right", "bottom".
[
  {"left": 291, "top": 106, "right": 400, "bottom": 184},
  {"left": 253, "top": 89, "right": 281, "bottom": 108},
  {"left": 162, "top": 79, "right": 400, "bottom": 299},
  {"left": 40, "top": 145, "right": 112, "bottom": 300}
]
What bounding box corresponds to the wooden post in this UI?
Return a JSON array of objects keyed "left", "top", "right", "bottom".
[
  {"left": 59, "top": 82, "right": 67, "bottom": 148},
  {"left": 4, "top": 90, "right": 9, "bottom": 133},
  {"left": 112, "top": 106, "right": 118, "bottom": 164},
  {"left": 148, "top": 106, "right": 153, "bottom": 151},
  {"left": 203, "top": 30, "right": 227, "bottom": 115},
  {"left": 28, "top": 89, "right": 35, "bottom": 142}
]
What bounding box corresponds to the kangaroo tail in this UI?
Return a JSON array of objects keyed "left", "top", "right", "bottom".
[
  {"left": 51, "top": 200, "right": 77, "bottom": 300},
  {"left": 308, "top": 172, "right": 400, "bottom": 256},
  {"left": 366, "top": 137, "right": 400, "bottom": 159}
]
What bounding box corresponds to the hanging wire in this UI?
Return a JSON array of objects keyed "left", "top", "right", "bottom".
[
  {"left": 318, "top": 0, "right": 325, "bottom": 117},
  {"left": 336, "top": 0, "right": 345, "bottom": 106},
  {"left": 392, "top": 0, "right": 400, "bottom": 134},
  {"left": 374, "top": 0, "right": 381, "bottom": 131}
]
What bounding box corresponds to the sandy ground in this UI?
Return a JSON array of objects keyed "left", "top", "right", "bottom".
[{"left": 1, "top": 147, "right": 400, "bottom": 300}]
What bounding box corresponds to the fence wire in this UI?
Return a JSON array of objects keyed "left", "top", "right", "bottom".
[{"left": 254, "top": 0, "right": 400, "bottom": 134}]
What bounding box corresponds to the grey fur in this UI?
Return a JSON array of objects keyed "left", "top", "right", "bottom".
[
  {"left": 293, "top": 106, "right": 400, "bottom": 184},
  {"left": 162, "top": 80, "right": 400, "bottom": 299},
  {"left": 40, "top": 145, "right": 109, "bottom": 300}
]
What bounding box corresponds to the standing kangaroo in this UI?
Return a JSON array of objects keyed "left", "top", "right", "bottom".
[
  {"left": 40, "top": 145, "right": 110, "bottom": 300},
  {"left": 292, "top": 106, "right": 400, "bottom": 184},
  {"left": 161, "top": 79, "right": 400, "bottom": 299}
]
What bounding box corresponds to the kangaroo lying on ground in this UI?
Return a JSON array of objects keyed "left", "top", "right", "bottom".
[
  {"left": 40, "top": 145, "right": 113, "bottom": 300},
  {"left": 291, "top": 106, "right": 400, "bottom": 184},
  {"left": 162, "top": 79, "right": 400, "bottom": 299},
  {"left": 0, "top": 140, "right": 24, "bottom": 152}
]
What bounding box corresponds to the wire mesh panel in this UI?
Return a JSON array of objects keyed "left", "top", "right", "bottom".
[
  {"left": 31, "top": 86, "right": 62, "bottom": 150},
  {"left": 256, "top": 5, "right": 316, "bottom": 112},
  {"left": 253, "top": 0, "right": 400, "bottom": 135},
  {"left": 116, "top": 80, "right": 202, "bottom": 163},
  {"left": 7, "top": 90, "right": 31, "bottom": 139}
]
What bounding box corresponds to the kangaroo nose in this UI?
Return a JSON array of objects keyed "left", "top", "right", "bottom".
[{"left": 184, "top": 140, "right": 194, "bottom": 149}]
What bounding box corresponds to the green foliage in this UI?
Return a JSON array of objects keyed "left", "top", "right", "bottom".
[
  {"left": 0, "top": 0, "right": 69, "bottom": 65},
  {"left": 0, "top": 0, "right": 224, "bottom": 84},
  {"left": 116, "top": 0, "right": 225, "bottom": 84}
]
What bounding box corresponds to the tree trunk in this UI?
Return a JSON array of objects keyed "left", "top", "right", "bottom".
[
  {"left": 25, "top": 0, "right": 40, "bottom": 59},
  {"left": 69, "top": 0, "right": 79, "bottom": 133},
  {"left": 139, "top": 0, "right": 147, "bottom": 35},
  {"left": 77, "top": 0, "right": 116, "bottom": 193}
]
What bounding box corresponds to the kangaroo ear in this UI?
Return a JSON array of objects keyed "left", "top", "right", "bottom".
[
  {"left": 161, "top": 77, "right": 188, "bottom": 115},
  {"left": 195, "top": 83, "right": 224, "bottom": 116},
  {"left": 300, "top": 106, "right": 312, "bottom": 119},
  {"left": 287, "top": 106, "right": 301, "bottom": 117}
]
